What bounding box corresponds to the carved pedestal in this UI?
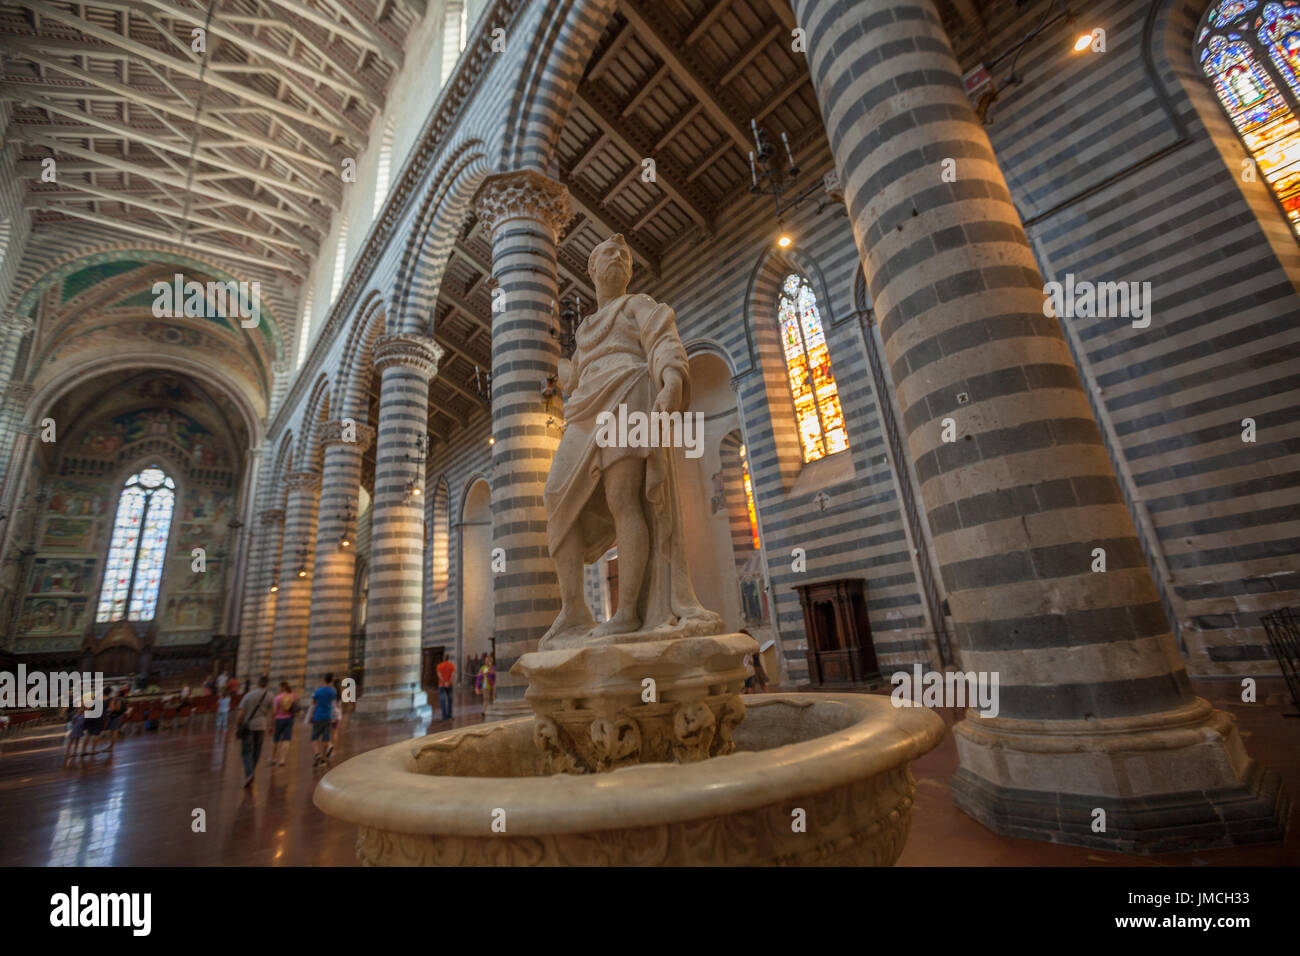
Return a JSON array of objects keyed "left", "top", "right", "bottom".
[{"left": 512, "top": 633, "right": 757, "bottom": 774}]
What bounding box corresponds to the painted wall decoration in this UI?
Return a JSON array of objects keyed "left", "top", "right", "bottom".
[
  {"left": 40, "top": 517, "right": 96, "bottom": 551},
  {"left": 72, "top": 408, "right": 230, "bottom": 468},
  {"left": 29, "top": 558, "right": 98, "bottom": 594},
  {"left": 18, "top": 596, "right": 88, "bottom": 635},
  {"left": 164, "top": 595, "right": 218, "bottom": 629},
  {"left": 46, "top": 479, "right": 111, "bottom": 518}
]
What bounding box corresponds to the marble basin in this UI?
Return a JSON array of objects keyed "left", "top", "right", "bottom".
[{"left": 315, "top": 693, "right": 946, "bottom": 866}]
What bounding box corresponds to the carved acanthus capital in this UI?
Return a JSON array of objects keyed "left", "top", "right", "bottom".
[
  {"left": 321, "top": 418, "right": 376, "bottom": 451},
  {"left": 284, "top": 471, "right": 321, "bottom": 493},
  {"left": 473, "top": 169, "right": 573, "bottom": 239},
  {"left": 258, "top": 508, "right": 285, "bottom": 526},
  {"left": 373, "top": 334, "right": 444, "bottom": 376}
]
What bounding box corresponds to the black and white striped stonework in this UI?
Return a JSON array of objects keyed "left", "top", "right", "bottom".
[
  {"left": 791, "top": 0, "right": 1194, "bottom": 723},
  {"left": 474, "top": 170, "right": 571, "bottom": 708},
  {"left": 268, "top": 472, "right": 321, "bottom": 688},
  {"left": 353, "top": 335, "right": 441, "bottom": 719},
  {"left": 306, "top": 421, "right": 375, "bottom": 685},
  {"left": 246, "top": 508, "right": 284, "bottom": 678},
  {"left": 939, "top": 0, "right": 1300, "bottom": 676}
]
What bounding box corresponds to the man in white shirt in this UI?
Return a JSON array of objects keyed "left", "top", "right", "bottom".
[{"left": 236, "top": 675, "right": 273, "bottom": 787}]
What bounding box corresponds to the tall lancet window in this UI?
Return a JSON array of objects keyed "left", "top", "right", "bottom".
[
  {"left": 1197, "top": 1, "right": 1300, "bottom": 237},
  {"left": 96, "top": 466, "right": 176, "bottom": 623},
  {"left": 778, "top": 273, "right": 848, "bottom": 463}
]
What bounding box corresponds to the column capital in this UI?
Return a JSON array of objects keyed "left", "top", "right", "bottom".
[
  {"left": 258, "top": 508, "right": 285, "bottom": 525},
  {"left": 5, "top": 382, "right": 34, "bottom": 402},
  {"left": 321, "top": 419, "right": 377, "bottom": 451},
  {"left": 473, "top": 169, "right": 573, "bottom": 239},
  {"left": 271, "top": 358, "right": 292, "bottom": 377},
  {"left": 284, "top": 471, "right": 322, "bottom": 493},
  {"left": 373, "top": 333, "right": 443, "bottom": 376}
]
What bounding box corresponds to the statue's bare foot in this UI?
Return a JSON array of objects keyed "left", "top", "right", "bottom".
[
  {"left": 590, "top": 609, "right": 642, "bottom": 639},
  {"left": 539, "top": 604, "right": 596, "bottom": 648}
]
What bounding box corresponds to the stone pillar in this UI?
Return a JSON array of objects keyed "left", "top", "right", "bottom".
[
  {"left": 306, "top": 420, "right": 376, "bottom": 684},
  {"left": 268, "top": 473, "right": 320, "bottom": 687},
  {"left": 473, "top": 169, "right": 572, "bottom": 718},
  {"left": 792, "top": 0, "right": 1284, "bottom": 850},
  {"left": 242, "top": 508, "right": 284, "bottom": 678},
  {"left": 353, "top": 334, "right": 442, "bottom": 720}
]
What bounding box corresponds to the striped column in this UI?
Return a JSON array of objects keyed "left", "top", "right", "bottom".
[
  {"left": 248, "top": 508, "right": 284, "bottom": 678},
  {"left": 353, "top": 334, "right": 442, "bottom": 721},
  {"left": 793, "top": 0, "right": 1284, "bottom": 850},
  {"left": 473, "top": 169, "right": 571, "bottom": 718},
  {"left": 305, "top": 420, "right": 376, "bottom": 684},
  {"left": 268, "top": 473, "right": 320, "bottom": 687},
  {"left": 0, "top": 312, "right": 35, "bottom": 491}
]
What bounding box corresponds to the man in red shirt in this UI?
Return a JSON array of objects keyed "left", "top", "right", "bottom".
[{"left": 435, "top": 658, "right": 456, "bottom": 720}]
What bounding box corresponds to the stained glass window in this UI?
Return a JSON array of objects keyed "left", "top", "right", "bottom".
[
  {"left": 739, "top": 444, "right": 760, "bottom": 550},
  {"left": 777, "top": 273, "right": 848, "bottom": 463},
  {"left": 1198, "top": 2, "right": 1300, "bottom": 238},
  {"left": 95, "top": 466, "right": 176, "bottom": 623}
]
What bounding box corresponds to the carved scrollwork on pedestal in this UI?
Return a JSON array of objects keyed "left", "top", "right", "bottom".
[
  {"left": 534, "top": 715, "right": 586, "bottom": 775},
  {"left": 710, "top": 695, "right": 745, "bottom": 757},
  {"left": 589, "top": 715, "right": 641, "bottom": 771},
  {"left": 671, "top": 701, "right": 716, "bottom": 763}
]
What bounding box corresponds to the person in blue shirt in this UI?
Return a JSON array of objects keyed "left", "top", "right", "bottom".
[{"left": 310, "top": 672, "right": 338, "bottom": 767}]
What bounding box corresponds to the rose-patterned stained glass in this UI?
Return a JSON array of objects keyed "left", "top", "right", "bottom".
[
  {"left": 95, "top": 466, "right": 176, "bottom": 623},
  {"left": 1260, "top": 2, "right": 1300, "bottom": 97},
  {"left": 1198, "top": 5, "right": 1300, "bottom": 238},
  {"left": 739, "top": 444, "right": 760, "bottom": 550},
  {"left": 778, "top": 273, "right": 849, "bottom": 463}
]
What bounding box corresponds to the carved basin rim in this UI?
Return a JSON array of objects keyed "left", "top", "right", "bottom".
[{"left": 314, "top": 693, "right": 946, "bottom": 836}]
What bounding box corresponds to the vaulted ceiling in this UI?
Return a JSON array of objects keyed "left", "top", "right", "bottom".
[{"left": 1, "top": 0, "right": 422, "bottom": 282}]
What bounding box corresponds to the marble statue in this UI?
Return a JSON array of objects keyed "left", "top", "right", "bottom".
[{"left": 541, "top": 234, "right": 723, "bottom": 648}]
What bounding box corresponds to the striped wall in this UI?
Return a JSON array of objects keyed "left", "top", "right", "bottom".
[{"left": 942, "top": 0, "right": 1300, "bottom": 676}]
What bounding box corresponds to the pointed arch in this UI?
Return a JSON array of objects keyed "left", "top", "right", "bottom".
[
  {"left": 295, "top": 373, "right": 332, "bottom": 475},
  {"left": 391, "top": 139, "right": 492, "bottom": 336},
  {"left": 334, "top": 293, "right": 388, "bottom": 424},
  {"left": 95, "top": 463, "right": 178, "bottom": 624}
]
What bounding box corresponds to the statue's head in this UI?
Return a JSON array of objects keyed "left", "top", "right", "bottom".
[{"left": 588, "top": 234, "right": 633, "bottom": 289}]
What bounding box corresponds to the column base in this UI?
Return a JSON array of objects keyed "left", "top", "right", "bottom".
[
  {"left": 950, "top": 698, "right": 1289, "bottom": 853},
  {"left": 353, "top": 688, "right": 431, "bottom": 723}
]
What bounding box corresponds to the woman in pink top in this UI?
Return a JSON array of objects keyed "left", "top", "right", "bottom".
[{"left": 272, "top": 681, "right": 296, "bottom": 766}]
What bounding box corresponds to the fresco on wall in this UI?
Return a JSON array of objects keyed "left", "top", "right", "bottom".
[
  {"left": 72, "top": 409, "right": 230, "bottom": 467},
  {"left": 29, "top": 558, "right": 98, "bottom": 594},
  {"left": 164, "top": 594, "right": 217, "bottom": 629},
  {"left": 40, "top": 517, "right": 96, "bottom": 551},
  {"left": 47, "top": 479, "right": 111, "bottom": 518},
  {"left": 18, "top": 596, "right": 87, "bottom": 635}
]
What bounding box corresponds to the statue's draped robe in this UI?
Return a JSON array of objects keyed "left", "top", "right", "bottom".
[{"left": 545, "top": 293, "right": 719, "bottom": 633}]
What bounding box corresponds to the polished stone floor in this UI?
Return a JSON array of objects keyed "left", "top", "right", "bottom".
[{"left": 0, "top": 680, "right": 1295, "bottom": 867}]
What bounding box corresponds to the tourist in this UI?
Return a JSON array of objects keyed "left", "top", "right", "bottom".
[
  {"left": 310, "top": 673, "right": 338, "bottom": 767},
  {"left": 64, "top": 702, "right": 86, "bottom": 760},
  {"left": 327, "top": 678, "right": 343, "bottom": 759},
  {"left": 82, "top": 694, "right": 105, "bottom": 751},
  {"left": 750, "top": 653, "right": 769, "bottom": 693},
  {"left": 741, "top": 650, "right": 755, "bottom": 692},
  {"left": 436, "top": 656, "right": 456, "bottom": 720},
  {"left": 217, "top": 670, "right": 228, "bottom": 692},
  {"left": 104, "top": 690, "right": 129, "bottom": 754},
  {"left": 235, "top": 675, "right": 273, "bottom": 787},
  {"left": 215, "top": 691, "right": 231, "bottom": 733},
  {"left": 272, "top": 681, "right": 296, "bottom": 766},
  {"left": 475, "top": 654, "right": 495, "bottom": 707}
]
